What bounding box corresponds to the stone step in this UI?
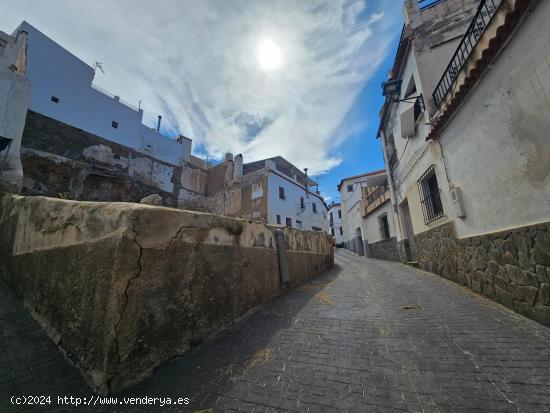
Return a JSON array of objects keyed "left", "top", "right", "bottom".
[{"left": 406, "top": 261, "right": 419, "bottom": 268}]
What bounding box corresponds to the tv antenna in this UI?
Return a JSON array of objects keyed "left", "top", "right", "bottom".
[{"left": 93, "top": 61, "right": 105, "bottom": 74}]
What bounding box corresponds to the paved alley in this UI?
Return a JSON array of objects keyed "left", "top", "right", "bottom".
[{"left": 3, "top": 250, "right": 550, "bottom": 412}]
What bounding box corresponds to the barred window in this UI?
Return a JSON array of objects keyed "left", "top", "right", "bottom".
[{"left": 417, "top": 165, "right": 444, "bottom": 224}]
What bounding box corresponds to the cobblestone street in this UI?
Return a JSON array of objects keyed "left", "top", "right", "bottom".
[{"left": 3, "top": 250, "right": 550, "bottom": 412}]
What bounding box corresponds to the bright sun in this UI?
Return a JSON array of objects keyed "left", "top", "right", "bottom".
[{"left": 257, "top": 38, "right": 283, "bottom": 71}]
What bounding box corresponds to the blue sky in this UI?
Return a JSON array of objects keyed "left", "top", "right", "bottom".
[{"left": 0, "top": 0, "right": 404, "bottom": 203}]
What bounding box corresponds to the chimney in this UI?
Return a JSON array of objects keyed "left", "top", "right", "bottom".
[{"left": 156, "top": 115, "right": 162, "bottom": 132}]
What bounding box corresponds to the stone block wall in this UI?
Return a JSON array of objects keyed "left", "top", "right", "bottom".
[
  {"left": 0, "top": 195, "right": 333, "bottom": 394},
  {"left": 415, "top": 221, "right": 550, "bottom": 326},
  {"left": 367, "top": 236, "right": 401, "bottom": 262}
]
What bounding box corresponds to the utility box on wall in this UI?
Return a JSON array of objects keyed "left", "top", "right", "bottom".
[{"left": 449, "top": 186, "right": 466, "bottom": 219}]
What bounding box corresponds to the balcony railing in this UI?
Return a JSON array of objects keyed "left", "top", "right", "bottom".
[
  {"left": 432, "top": 0, "right": 502, "bottom": 107},
  {"left": 363, "top": 180, "right": 390, "bottom": 217},
  {"left": 91, "top": 83, "right": 140, "bottom": 112},
  {"left": 366, "top": 180, "right": 389, "bottom": 206}
]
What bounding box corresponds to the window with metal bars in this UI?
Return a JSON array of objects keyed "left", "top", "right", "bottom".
[{"left": 417, "top": 165, "right": 444, "bottom": 224}]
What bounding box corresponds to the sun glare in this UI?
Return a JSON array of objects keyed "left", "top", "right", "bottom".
[{"left": 257, "top": 38, "right": 283, "bottom": 72}]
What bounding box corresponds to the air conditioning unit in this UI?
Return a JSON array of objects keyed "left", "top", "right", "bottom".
[{"left": 449, "top": 186, "right": 466, "bottom": 219}]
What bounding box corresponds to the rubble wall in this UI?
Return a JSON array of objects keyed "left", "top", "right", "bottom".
[
  {"left": 415, "top": 221, "right": 550, "bottom": 327},
  {"left": 0, "top": 195, "right": 333, "bottom": 394}
]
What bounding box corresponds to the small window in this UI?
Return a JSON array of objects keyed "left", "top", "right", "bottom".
[
  {"left": 296, "top": 220, "right": 303, "bottom": 229},
  {"left": 339, "top": 227, "right": 343, "bottom": 236},
  {"left": 279, "top": 187, "right": 285, "bottom": 200},
  {"left": 379, "top": 214, "right": 391, "bottom": 240},
  {"left": 312, "top": 203, "right": 317, "bottom": 213},
  {"left": 112, "top": 121, "right": 119, "bottom": 129},
  {"left": 331, "top": 228, "right": 335, "bottom": 236},
  {"left": 338, "top": 210, "right": 342, "bottom": 219},
  {"left": 50, "top": 96, "right": 60, "bottom": 103},
  {"left": 417, "top": 165, "right": 444, "bottom": 224},
  {"left": 286, "top": 217, "right": 292, "bottom": 227},
  {"left": 300, "top": 197, "right": 305, "bottom": 209},
  {"left": 312, "top": 226, "right": 322, "bottom": 232},
  {"left": 347, "top": 184, "right": 354, "bottom": 192},
  {"left": 276, "top": 215, "right": 281, "bottom": 225}
]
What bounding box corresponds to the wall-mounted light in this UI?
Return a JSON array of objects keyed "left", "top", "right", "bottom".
[{"left": 382, "top": 78, "right": 425, "bottom": 111}]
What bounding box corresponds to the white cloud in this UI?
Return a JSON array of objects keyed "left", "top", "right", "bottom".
[{"left": 0, "top": 0, "right": 401, "bottom": 175}]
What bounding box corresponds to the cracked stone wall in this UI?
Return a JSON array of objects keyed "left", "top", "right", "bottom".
[
  {"left": 0, "top": 194, "right": 333, "bottom": 394},
  {"left": 20, "top": 110, "right": 208, "bottom": 208},
  {"left": 414, "top": 221, "right": 550, "bottom": 327},
  {"left": 367, "top": 236, "right": 401, "bottom": 262}
]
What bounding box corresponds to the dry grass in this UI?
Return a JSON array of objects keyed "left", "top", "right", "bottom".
[
  {"left": 316, "top": 291, "right": 333, "bottom": 305},
  {"left": 245, "top": 348, "right": 272, "bottom": 370}
]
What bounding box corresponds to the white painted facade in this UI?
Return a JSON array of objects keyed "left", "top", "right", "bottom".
[
  {"left": 363, "top": 200, "right": 396, "bottom": 244},
  {"left": 437, "top": 0, "right": 550, "bottom": 238},
  {"left": 377, "top": 1, "right": 480, "bottom": 261},
  {"left": 266, "top": 160, "right": 327, "bottom": 232},
  {"left": 338, "top": 170, "right": 387, "bottom": 255},
  {"left": 327, "top": 203, "right": 344, "bottom": 245},
  {"left": 14, "top": 21, "right": 189, "bottom": 167}
]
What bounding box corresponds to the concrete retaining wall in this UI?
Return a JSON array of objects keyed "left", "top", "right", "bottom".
[{"left": 0, "top": 195, "right": 333, "bottom": 394}]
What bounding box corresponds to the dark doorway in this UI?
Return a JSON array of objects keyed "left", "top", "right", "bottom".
[{"left": 400, "top": 200, "right": 417, "bottom": 262}]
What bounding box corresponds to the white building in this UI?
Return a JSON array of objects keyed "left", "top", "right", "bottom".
[
  {"left": 338, "top": 169, "right": 398, "bottom": 256},
  {"left": 242, "top": 157, "right": 327, "bottom": 232},
  {"left": 327, "top": 203, "right": 344, "bottom": 246},
  {"left": 376, "top": 0, "right": 550, "bottom": 325},
  {"left": 15, "top": 21, "right": 189, "bottom": 166}
]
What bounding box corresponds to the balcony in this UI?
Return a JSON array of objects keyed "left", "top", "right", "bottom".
[
  {"left": 362, "top": 180, "right": 390, "bottom": 217},
  {"left": 432, "top": 0, "right": 502, "bottom": 107}
]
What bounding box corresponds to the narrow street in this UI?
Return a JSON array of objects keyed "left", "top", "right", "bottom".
[{"left": 3, "top": 250, "right": 550, "bottom": 412}]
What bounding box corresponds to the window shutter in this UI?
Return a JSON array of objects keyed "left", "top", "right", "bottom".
[{"left": 400, "top": 102, "right": 416, "bottom": 138}]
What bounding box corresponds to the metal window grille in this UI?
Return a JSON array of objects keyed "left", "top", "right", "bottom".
[{"left": 417, "top": 165, "right": 444, "bottom": 224}]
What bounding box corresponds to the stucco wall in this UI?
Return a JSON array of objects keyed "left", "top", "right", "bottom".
[
  {"left": 267, "top": 170, "right": 326, "bottom": 231},
  {"left": 363, "top": 200, "right": 396, "bottom": 244},
  {"left": 438, "top": 0, "right": 550, "bottom": 238},
  {"left": 16, "top": 21, "right": 186, "bottom": 166},
  {"left": 0, "top": 194, "right": 333, "bottom": 394},
  {"left": 0, "top": 31, "right": 30, "bottom": 193},
  {"left": 327, "top": 205, "right": 344, "bottom": 245}
]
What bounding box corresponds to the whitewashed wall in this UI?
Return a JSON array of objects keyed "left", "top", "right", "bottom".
[
  {"left": 382, "top": 45, "right": 453, "bottom": 239},
  {"left": 327, "top": 205, "right": 344, "bottom": 245},
  {"left": 15, "top": 21, "right": 187, "bottom": 167},
  {"left": 267, "top": 167, "right": 327, "bottom": 232},
  {"left": 363, "top": 201, "right": 395, "bottom": 244},
  {"left": 438, "top": 1, "right": 550, "bottom": 238}
]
